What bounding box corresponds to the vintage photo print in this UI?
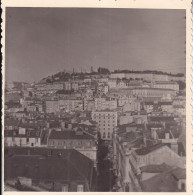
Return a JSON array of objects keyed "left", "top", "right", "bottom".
[{"left": 1, "top": 0, "right": 192, "bottom": 194}]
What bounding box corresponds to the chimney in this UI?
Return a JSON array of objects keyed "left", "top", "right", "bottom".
[
  {"left": 19, "top": 127, "right": 26, "bottom": 135},
  {"left": 171, "top": 142, "right": 178, "bottom": 154},
  {"left": 61, "top": 121, "right": 65, "bottom": 129},
  {"left": 46, "top": 122, "right": 50, "bottom": 128},
  {"left": 68, "top": 124, "right": 72, "bottom": 130},
  {"left": 165, "top": 132, "right": 170, "bottom": 139}
]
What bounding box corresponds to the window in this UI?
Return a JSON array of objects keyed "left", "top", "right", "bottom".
[
  {"left": 77, "top": 185, "right": 84, "bottom": 192},
  {"left": 26, "top": 138, "right": 29, "bottom": 143},
  {"left": 48, "top": 150, "right": 53, "bottom": 156},
  {"left": 62, "top": 184, "right": 68, "bottom": 192}
]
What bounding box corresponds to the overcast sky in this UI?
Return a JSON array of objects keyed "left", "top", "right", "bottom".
[{"left": 5, "top": 8, "right": 185, "bottom": 83}]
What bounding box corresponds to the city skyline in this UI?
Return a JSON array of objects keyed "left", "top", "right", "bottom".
[{"left": 5, "top": 8, "right": 185, "bottom": 83}]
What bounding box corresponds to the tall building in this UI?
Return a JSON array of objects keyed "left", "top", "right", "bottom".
[{"left": 91, "top": 110, "right": 117, "bottom": 140}]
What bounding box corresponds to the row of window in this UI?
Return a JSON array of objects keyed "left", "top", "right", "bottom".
[
  {"left": 62, "top": 184, "right": 84, "bottom": 192},
  {"left": 102, "top": 132, "right": 111, "bottom": 139},
  {"left": 5, "top": 137, "right": 39, "bottom": 143},
  {"left": 49, "top": 140, "right": 92, "bottom": 147},
  {"left": 99, "top": 127, "right": 115, "bottom": 130},
  {"left": 98, "top": 123, "right": 115, "bottom": 126}
]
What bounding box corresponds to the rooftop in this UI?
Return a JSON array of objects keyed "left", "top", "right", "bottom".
[
  {"left": 5, "top": 147, "right": 93, "bottom": 182},
  {"left": 135, "top": 143, "right": 167, "bottom": 155},
  {"left": 49, "top": 130, "right": 94, "bottom": 140},
  {"left": 140, "top": 163, "right": 172, "bottom": 173},
  {"left": 141, "top": 167, "right": 186, "bottom": 192}
]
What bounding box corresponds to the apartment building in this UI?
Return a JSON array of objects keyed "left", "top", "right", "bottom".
[
  {"left": 91, "top": 110, "right": 117, "bottom": 140},
  {"left": 131, "top": 88, "right": 176, "bottom": 98},
  {"left": 153, "top": 81, "right": 179, "bottom": 91},
  {"left": 4, "top": 127, "right": 42, "bottom": 147},
  {"left": 5, "top": 147, "right": 95, "bottom": 192},
  {"left": 94, "top": 97, "right": 117, "bottom": 111},
  {"left": 129, "top": 144, "right": 185, "bottom": 191},
  {"left": 47, "top": 129, "right": 97, "bottom": 166},
  {"left": 46, "top": 100, "right": 59, "bottom": 113}
]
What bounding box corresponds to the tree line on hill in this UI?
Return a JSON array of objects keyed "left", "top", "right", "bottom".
[{"left": 41, "top": 67, "right": 184, "bottom": 84}]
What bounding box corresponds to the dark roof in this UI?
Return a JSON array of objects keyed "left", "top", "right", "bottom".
[
  {"left": 171, "top": 167, "right": 186, "bottom": 179},
  {"left": 147, "top": 124, "right": 163, "bottom": 129},
  {"left": 5, "top": 118, "right": 20, "bottom": 127},
  {"left": 118, "top": 123, "right": 137, "bottom": 132},
  {"left": 156, "top": 130, "right": 171, "bottom": 139},
  {"left": 135, "top": 143, "right": 167, "bottom": 155},
  {"left": 155, "top": 81, "right": 178, "bottom": 85},
  {"left": 149, "top": 116, "right": 174, "bottom": 122},
  {"left": 141, "top": 167, "right": 185, "bottom": 192},
  {"left": 55, "top": 90, "right": 73, "bottom": 94},
  {"left": 159, "top": 102, "right": 173, "bottom": 105},
  {"left": 5, "top": 102, "right": 22, "bottom": 108},
  {"left": 4, "top": 129, "right": 41, "bottom": 138},
  {"left": 49, "top": 130, "right": 94, "bottom": 140},
  {"left": 5, "top": 147, "right": 93, "bottom": 183},
  {"left": 16, "top": 111, "right": 28, "bottom": 114},
  {"left": 140, "top": 163, "right": 172, "bottom": 173},
  {"left": 144, "top": 102, "right": 154, "bottom": 105}
]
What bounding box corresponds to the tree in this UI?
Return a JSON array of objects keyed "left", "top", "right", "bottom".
[
  {"left": 97, "top": 67, "right": 110, "bottom": 74},
  {"left": 29, "top": 91, "right": 33, "bottom": 97},
  {"left": 177, "top": 81, "right": 186, "bottom": 90},
  {"left": 46, "top": 78, "right": 52, "bottom": 83}
]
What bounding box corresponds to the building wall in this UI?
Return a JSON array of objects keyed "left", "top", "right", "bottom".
[
  {"left": 94, "top": 98, "right": 117, "bottom": 111},
  {"left": 123, "top": 101, "right": 141, "bottom": 112},
  {"left": 92, "top": 111, "right": 117, "bottom": 140},
  {"left": 46, "top": 101, "right": 59, "bottom": 113},
  {"left": 58, "top": 99, "right": 83, "bottom": 112},
  {"left": 128, "top": 146, "right": 185, "bottom": 191},
  {"left": 132, "top": 88, "right": 176, "bottom": 98},
  {"left": 153, "top": 83, "right": 179, "bottom": 91},
  {"left": 4, "top": 137, "right": 41, "bottom": 147}
]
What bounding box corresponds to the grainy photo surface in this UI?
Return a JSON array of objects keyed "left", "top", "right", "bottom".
[{"left": 4, "top": 7, "right": 186, "bottom": 192}]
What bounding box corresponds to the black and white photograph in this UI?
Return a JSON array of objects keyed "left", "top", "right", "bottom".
[{"left": 3, "top": 6, "right": 188, "bottom": 192}]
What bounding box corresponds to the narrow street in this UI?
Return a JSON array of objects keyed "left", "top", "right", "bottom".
[{"left": 97, "top": 140, "right": 117, "bottom": 191}]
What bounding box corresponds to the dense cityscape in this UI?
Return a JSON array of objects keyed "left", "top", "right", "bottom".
[{"left": 4, "top": 68, "right": 186, "bottom": 192}]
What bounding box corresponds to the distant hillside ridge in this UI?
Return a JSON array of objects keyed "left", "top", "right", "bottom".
[{"left": 38, "top": 68, "right": 184, "bottom": 84}]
